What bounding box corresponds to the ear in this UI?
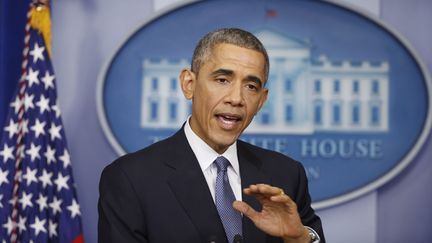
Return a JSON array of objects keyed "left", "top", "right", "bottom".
[
  {"left": 257, "top": 88, "right": 268, "bottom": 112},
  {"left": 180, "top": 68, "right": 196, "bottom": 100}
]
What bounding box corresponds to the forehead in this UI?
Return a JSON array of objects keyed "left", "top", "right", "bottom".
[{"left": 205, "top": 43, "right": 266, "bottom": 76}]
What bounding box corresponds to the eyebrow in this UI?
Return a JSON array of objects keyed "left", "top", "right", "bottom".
[
  {"left": 211, "top": 68, "right": 263, "bottom": 87},
  {"left": 211, "top": 68, "right": 234, "bottom": 77}
]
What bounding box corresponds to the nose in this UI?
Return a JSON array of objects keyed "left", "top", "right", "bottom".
[{"left": 225, "top": 81, "right": 244, "bottom": 106}]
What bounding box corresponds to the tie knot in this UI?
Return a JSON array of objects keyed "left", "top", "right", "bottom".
[{"left": 214, "top": 156, "right": 230, "bottom": 172}]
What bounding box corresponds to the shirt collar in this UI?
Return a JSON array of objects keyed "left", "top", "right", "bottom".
[{"left": 184, "top": 117, "right": 239, "bottom": 175}]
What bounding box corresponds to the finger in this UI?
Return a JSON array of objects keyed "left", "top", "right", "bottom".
[
  {"left": 270, "top": 194, "right": 298, "bottom": 213},
  {"left": 244, "top": 184, "right": 260, "bottom": 193},
  {"left": 270, "top": 193, "right": 293, "bottom": 203},
  {"left": 257, "top": 184, "right": 284, "bottom": 195},
  {"left": 244, "top": 186, "right": 286, "bottom": 206},
  {"left": 243, "top": 184, "right": 268, "bottom": 194},
  {"left": 232, "top": 200, "right": 259, "bottom": 222},
  {"left": 246, "top": 184, "right": 284, "bottom": 197},
  {"left": 243, "top": 185, "right": 262, "bottom": 196},
  {"left": 243, "top": 187, "right": 268, "bottom": 199}
]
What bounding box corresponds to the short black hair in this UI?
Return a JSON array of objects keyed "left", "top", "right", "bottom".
[{"left": 191, "top": 28, "right": 269, "bottom": 82}]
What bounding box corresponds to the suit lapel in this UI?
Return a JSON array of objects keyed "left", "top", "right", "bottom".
[
  {"left": 164, "top": 130, "right": 274, "bottom": 243},
  {"left": 165, "top": 130, "right": 227, "bottom": 243},
  {"left": 238, "top": 141, "right": 269, "bottom": 243}
]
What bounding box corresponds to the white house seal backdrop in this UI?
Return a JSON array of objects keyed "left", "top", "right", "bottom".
[{"left": 97, "top": 0, "right": 431, "bottom": 209}]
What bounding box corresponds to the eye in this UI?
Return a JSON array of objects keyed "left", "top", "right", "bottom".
[
  {"left": 246, "top": 83, "right": 259, "bottom": 91},
  {"left": 216, "top": 78, "right": 229, "bottom": 84}
]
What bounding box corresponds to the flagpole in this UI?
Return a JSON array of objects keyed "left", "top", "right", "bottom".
[{"left": 9, "top": 2, "right": 33, "bottom": 242}]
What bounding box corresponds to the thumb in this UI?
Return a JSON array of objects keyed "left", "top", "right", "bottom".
[{"left": 233, "top": 200, "right": 259, "bottom": 222}]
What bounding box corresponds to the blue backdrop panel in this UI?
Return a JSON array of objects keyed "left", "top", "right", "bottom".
[{"left": 0, "top": 0, "right": 31, "bottom": 128}]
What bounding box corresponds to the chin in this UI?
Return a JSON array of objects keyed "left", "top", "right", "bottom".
[{"left": 215, "top": 135, "right": 239, "bottom": 147}]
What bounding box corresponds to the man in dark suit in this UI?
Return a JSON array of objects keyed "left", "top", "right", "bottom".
[{"left": 98, "top": 28, "right": 324, "bottom": 243}]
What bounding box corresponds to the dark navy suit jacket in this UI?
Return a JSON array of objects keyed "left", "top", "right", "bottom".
[{"left": 98, "top": 129, "right": 324, "bottom": 243}]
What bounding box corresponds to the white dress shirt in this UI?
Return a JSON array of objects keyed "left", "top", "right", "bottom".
[{"left": 184, "top": 118, "right": 242, "bottom": 202}]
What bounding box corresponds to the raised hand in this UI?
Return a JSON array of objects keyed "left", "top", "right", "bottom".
[{"left": 233, "top": 184, "right": 310, "bottom": 243}]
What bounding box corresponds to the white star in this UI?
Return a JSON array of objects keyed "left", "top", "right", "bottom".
[
  {"left": 51, "top": 100, "right": 61, "bottom": 118},
  {"left": 17, "top": 216, "right": 27, "bottom": 233},
  {"left": 36, "top": 94, "right": 51, "bottom": 114},
  {"left": 48, "top": 220, "right": 58, "bottom": 238},
  {"left": 2, "top": 217, "right": 15, "bottom": 235},
  {"left": 49, "top": 196, "right": 62, "bottom": 215},
  {"left": 26, "top": 67, "right": 40, "bottom": 87},
  {"left": 48, "top": 123, "right": 62, "bottom": 141},
  {"left": 26, "top": 143, "right": 41, "bottom": 162},
  {"left": 41, "top": 71, "right": 55, "bottom": 90},
  {"left": 19, "top": 191, "right": 33, "bottom": 210},
  {"left": 0, "top": 144, "right": 14, "bottom": 163},
  {"left": 54, "top": 173, "right": 69, "bottom": 192},
  {"left": 44, "top": 145, "right": 56, "bottom": 165},
  {"left": 67, "top": 199, "right": 81, "bottom": 218},
  {"left": 30, "top": 216, "right": 47, "bottom": 236},
  {"left": 10, "top": 96, "right": 22, "bottom": 114},
  {"left": 59, "top": 149, "right": 71, "bottom": 168},
  {"left": 36, "top": 193, "right": 48, "bottom": 212},
  {"left": 30, "top": 119, "right": 46, "bottom": 138},
  {"left": 0, "top": 194, "right": 3, "bottom": 208},
  {"left": 4, "top": 119, "right": 18, "bottom": 139},
  {"left": 24, "top": 93, "right": 35, "bottom": 111},
  {"left": 29, "top": 42, "right": 45, "bottom": 63},
  {"left": 0, "top": 169, "right": 9, "bottom": 186},
  {"left": 22, "top": 167, "right": 38, "bottom": 186},
  {"left": 38, "top": 169, "right": 53, "bottom": 188}
]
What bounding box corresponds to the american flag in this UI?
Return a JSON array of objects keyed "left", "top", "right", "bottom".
[{"left": 0, "top": 1, "right": 84, "bottom": 242}]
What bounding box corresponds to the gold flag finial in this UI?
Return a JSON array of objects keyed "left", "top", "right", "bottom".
[{"left": 30, "top": 2, "right": 52, "bottom": 58}]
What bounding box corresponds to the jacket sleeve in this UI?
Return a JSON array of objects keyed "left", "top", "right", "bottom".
[
  {"left": 294, "top": 162, "right": 325, "bottom": 242},
  {"left": 98, "top": 162, "right": 148, "bottom": 243}
]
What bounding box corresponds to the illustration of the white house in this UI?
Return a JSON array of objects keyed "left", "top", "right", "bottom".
[{"left": 140, "top": 29, "right": 389, "bottom": 133}]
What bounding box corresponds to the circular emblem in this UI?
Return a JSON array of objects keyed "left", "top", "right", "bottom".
[{"left": 97, "top": 0, "right": 431, "bottom": 209}]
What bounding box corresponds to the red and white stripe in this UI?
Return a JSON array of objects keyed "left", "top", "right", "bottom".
[{"left": 10, "top": 2, "right": 34, "bottom": 242}]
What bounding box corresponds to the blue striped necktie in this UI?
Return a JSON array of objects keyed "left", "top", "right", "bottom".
[{"left": 214, "top": 156, "right": 243, "bottom": 243}]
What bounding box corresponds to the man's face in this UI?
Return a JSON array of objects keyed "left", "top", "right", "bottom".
[{"left": 180, "top": 43, "right": 268, "bottom": 154}]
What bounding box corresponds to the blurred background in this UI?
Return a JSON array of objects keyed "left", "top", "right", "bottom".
[{"left": 1, "top": 0, "right": 431, "bottom": 242}]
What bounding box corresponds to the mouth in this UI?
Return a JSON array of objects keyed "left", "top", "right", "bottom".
[{"left": 215, "top": 113, "right": 243, "bottom": 129}]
